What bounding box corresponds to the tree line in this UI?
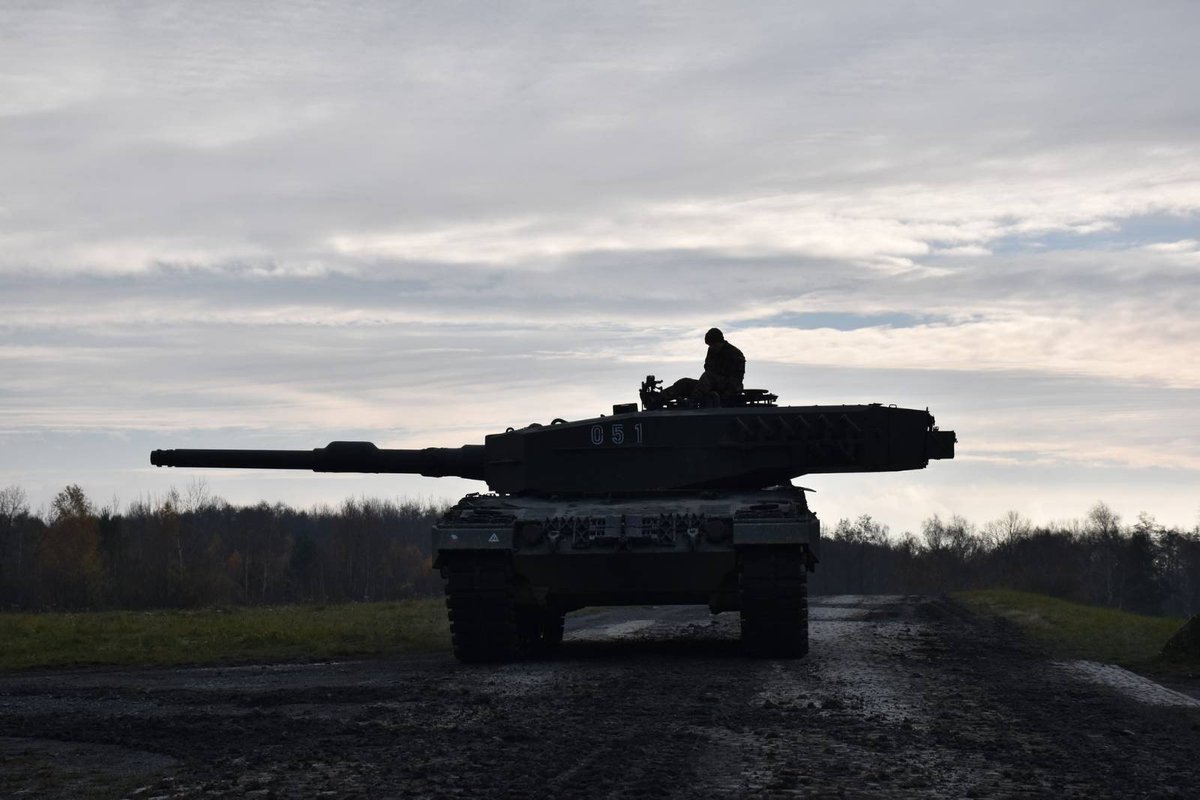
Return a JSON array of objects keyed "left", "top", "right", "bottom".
[
  {"left": 811, "top": 505, "right": 1200, "bottom": 617},
  {"left": 1, "top": 483, "right": 1198, "bottom": 616},
  {"left": 0, "top": 483, "right": 443, "bottom": 610}
]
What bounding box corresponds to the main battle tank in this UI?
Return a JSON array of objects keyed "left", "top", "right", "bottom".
[{"left": 152, "top": 376, "right": 955, "bottom": 661}]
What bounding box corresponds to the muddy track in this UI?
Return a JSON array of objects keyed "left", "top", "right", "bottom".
[{"left": 2, "top": 596, "right": 1198, "bottom": 798}]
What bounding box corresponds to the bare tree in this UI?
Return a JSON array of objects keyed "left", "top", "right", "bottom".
[
  {"left": 982, "top": 510, "right": 1033, "bottom": 546},
  {"left": 0, "top": 485, "right": 28, "bottom": 523},
  {"left": 1086, "top": 501, "right": 1122, "bottom": 605},
  {"left": 0, "top": 485, "right": 31, "bottom": 599},
  {"left": 184, "top": 478, "right": 215, "bottom": 513}
]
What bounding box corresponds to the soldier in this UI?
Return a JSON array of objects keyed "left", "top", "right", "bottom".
[
  {"left": 661, "top": 327, "right": 746, "bottom": 406},
  {"left": 697, "top": 327, "right": 745, "bottom": 403}
]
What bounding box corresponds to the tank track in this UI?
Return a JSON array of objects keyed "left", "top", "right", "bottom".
[
  {"left": 443, "top": 553, "right": 565, "bottom": 662},
  {"left": 443, "top": 553, "right": 519, "bottom": 662},
  {"left": 739, "top": 546, "right": 809, "bottom": 658}
]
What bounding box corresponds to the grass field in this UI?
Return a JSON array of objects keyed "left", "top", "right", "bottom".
[
  {"left": 957, "top": 589, "right": 1193, "bottom": 669},
  {"left": 6, "top": 591, "right": 1194, "bottom": 674},
  {"left": 0, "top": 599, "right": 451, "bottom": 671}
]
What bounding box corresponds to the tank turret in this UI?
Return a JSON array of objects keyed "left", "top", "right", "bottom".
[{"left": 151, "top": 387, "right": 954, "bottom": 496}]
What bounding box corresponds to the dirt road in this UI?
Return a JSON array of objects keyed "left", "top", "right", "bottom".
[{"left": 2, "top": 596, "right": 1198, "bottom": 798}]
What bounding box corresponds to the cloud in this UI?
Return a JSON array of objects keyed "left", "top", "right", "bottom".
[
  {"left": 2, "top": 2, "right": 1199, "bottom": 527},
  {"left": 740, "top": 311, "right": 1200, "bottom": 389},
  {"left": 3, "top": 3, "right": 1200, "bottom": 278}
]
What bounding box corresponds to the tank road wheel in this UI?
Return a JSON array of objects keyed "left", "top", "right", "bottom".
[
  {"left": 739, "top": 546, "right": 809, "bottom": 658},
  {"left": 443, "top": 553, "right": 518, "bottom": 663}
]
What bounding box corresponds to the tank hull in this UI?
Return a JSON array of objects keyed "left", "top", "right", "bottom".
[{"left": 434, "top": 487, "right": 818, "bottom": 660}]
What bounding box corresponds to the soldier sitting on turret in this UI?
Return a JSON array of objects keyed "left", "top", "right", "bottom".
[{"left": 662, "top": 327, "right": 746, "bottom": 407}]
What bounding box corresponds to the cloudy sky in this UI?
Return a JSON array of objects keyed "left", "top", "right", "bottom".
[{"left": 2, "top": 1, "right": 1198, "bottom": 533}]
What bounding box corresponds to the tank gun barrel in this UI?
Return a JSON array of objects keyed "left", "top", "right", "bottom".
[{"left": 150, "top": 441, "right": 486, "bottom": 480}]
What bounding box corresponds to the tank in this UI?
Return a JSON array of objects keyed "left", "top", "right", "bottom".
[{"left": 152, "top": 375, "right": 955, "bottom": 661}]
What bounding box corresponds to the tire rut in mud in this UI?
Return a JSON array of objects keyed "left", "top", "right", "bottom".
[{"left": 1, "top": 596, "right": 1198, "bottom": 798}]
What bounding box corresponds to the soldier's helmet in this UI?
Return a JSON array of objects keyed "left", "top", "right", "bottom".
[{"left": 705, "top": 327, "right": 724, "bottom": 345}]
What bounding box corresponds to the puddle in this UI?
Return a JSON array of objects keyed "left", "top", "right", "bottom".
[
  {"left": 564, "top": 620, "right": 657, "bottom": 641},
  {"left": 1056, "top": 661, "right": 1200, "bottom": 709},
  {"left": 811, "top": 606, "right": 872, "bottom": 621}
]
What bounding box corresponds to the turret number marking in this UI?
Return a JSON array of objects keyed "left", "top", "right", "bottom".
[{"left": 590, "top": 423, "right": 644, "bottom": 446}]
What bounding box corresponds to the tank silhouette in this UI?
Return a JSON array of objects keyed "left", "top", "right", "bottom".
[{"left": 152, "top": 375, "right": 955, "bottom": 661}]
